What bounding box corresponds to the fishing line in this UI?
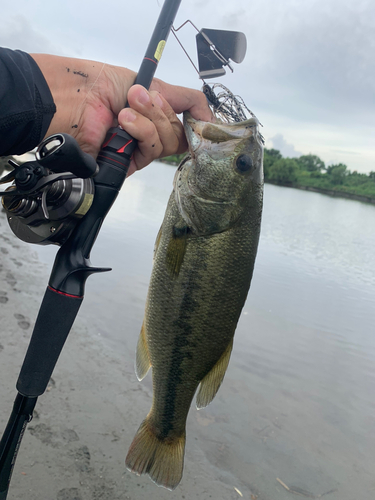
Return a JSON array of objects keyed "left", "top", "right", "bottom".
[{"left": 74, "top": 62, "right": 107, "bottom": 125}]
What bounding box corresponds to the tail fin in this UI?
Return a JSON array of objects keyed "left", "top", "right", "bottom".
[{"left": 125, "top": 418, "right": 185, "bottom": 490}]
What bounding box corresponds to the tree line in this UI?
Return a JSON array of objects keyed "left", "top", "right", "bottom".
[{"left": 264, "top": 149, "right": 375, "bottom": 201}]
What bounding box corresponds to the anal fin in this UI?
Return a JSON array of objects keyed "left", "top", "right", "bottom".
[
  {"left": 196, "top": 339, "right": 233, "bottom": 409},
  {"left": 135, "top": 322, "right": 151, "bottom": 381}
]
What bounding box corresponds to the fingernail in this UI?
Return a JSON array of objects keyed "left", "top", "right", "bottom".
[
  {"left": 138, "top": 88, "right": 150, "bottom": 105},
  {"left": 122, "top": 108, "right": 136, "bottom": 122},
  {"left": 154, "top": 93, "right": 163, "bottom": 108}
]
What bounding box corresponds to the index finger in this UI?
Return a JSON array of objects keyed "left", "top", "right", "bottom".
[{"left": 150, "top": 78, "right": 214, "bottom": 122}]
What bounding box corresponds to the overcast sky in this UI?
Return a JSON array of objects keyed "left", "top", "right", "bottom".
[{"left": 1, "top": 0, "right": 374, "bottom": 172}]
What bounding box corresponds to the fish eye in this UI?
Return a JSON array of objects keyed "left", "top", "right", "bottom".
[{"left": 235, "top": 154, "right": 253, "bottom": 173}]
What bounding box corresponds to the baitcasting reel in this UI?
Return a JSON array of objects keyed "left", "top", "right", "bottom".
[{"left": 0, "top": 134, "right": 98, "bottom": 246}]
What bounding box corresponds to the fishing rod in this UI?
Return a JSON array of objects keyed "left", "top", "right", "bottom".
[{"left": 0, "top": 1, "right": 182, "bottom": 497}]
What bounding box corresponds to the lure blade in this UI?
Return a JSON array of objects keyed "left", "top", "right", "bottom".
[{"left": 196, "top": 28, "right": 247, "bottom": 79}]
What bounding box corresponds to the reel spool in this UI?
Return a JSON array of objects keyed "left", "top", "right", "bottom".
[{"left": 0, "top": 134, "right": 97, "bottom": 246}]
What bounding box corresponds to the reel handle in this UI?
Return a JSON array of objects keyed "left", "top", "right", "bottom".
[{"left": 37, "top": 134, "right": 98, "bottom": 178}]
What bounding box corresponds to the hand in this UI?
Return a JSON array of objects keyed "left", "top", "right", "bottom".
[
  {"left": 119, "top": 82, "right": 212, "bottom": 176},
  {"left": 31, "top": 54, "right": 212, "bottom": 176}
]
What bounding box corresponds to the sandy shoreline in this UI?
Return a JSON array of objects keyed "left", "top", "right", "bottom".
[{"left": 0, "top": 209, "right": 248, "bottom": 500}]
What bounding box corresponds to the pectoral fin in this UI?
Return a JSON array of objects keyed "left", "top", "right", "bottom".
[
  {"left": 135, "top": 322, "right": 151, "bottom": 381},
  {"left": 196, "top": 339, "right": 233, "bottom": 409},
  {"left": 166, "top": 225, "right": 189, "bottom": 277}
]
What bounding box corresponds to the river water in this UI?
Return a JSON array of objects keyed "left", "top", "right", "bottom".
[{"left": 36, "top": 162, "right": 375, "bottom": 499}]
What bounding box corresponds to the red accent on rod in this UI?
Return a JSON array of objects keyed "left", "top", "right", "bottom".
[
  {"left": 101, "top": 132, "right": 117, "bottom": 149},
  {"left": 116, "top": 139, "right": 133, "bottom": 154},
  {"left": 48, "top": 286, "right": 83, "bottom": 299},
  {"left": 144, "top": 57, "right": 158, "bottom": 64},
  {"left": 97, "top": 154, "right": 128, "bottom": 167}
]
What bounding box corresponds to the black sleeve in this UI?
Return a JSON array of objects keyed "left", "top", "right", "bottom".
[{"left": 0, "top": 48, "right": 56, "bottom": 156}]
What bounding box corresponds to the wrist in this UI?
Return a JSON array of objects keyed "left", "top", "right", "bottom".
[
  {"left": 30, "top": 54, "right": 136, "bottom": 139},
  {"left": 30, "top": 54, "right": 86, "bottom": 136}
]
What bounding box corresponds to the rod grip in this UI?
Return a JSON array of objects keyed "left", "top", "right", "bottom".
[
  {"left": 96, "top": 127, "right": 136, "bottom": 177},
  {"left": 16, "top": 287, "right": 83, "bottom": 397}
]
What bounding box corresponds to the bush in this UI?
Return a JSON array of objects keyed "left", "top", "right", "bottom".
[
  {"left": 296, "top": 154, "right": 325, "bottom": 172},
  {"left": 262, "top": 149, "right": 375, "bottom": 201},
  {"left": 268, "top": 158, "right": 299, "bottom": 185}
]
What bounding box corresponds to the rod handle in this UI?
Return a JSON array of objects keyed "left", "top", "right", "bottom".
[{"left": 16, "top": 287, "right": 83, "bottom": 397}]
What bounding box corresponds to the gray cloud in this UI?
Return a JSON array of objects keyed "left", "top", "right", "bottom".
[
  {"left": 268, "top": 134, "right": 302, "bottom": 158},
  {"left": 0, "top": 15, "right": 65, "bottom": 55},
  {"left": 234, "top": 0, "right": 375, "bottom": 124}
]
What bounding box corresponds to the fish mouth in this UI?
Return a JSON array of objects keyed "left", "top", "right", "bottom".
[{"left": 183, "top": 112, "right": 260, "bottom": 156}]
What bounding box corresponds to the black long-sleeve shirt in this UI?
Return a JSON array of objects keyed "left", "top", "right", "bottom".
[{"left": 0, "top": 48, "right": 56, "bottom": 156}]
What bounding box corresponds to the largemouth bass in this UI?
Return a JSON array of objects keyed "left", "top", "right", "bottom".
[{"left": 125, "top": 111, "right": 264, "bottom": 490}]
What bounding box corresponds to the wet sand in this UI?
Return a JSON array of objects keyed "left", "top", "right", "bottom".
[{"left": 0, "top": 209, "right": 252, "bottom": 500}]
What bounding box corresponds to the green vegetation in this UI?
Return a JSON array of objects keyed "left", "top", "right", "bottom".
[
  {"left": 159, "top": 153, "right": 186, "bottom": 166},
  {"left": 263, "top": 149, "right": 375, "bottom": 202}
]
